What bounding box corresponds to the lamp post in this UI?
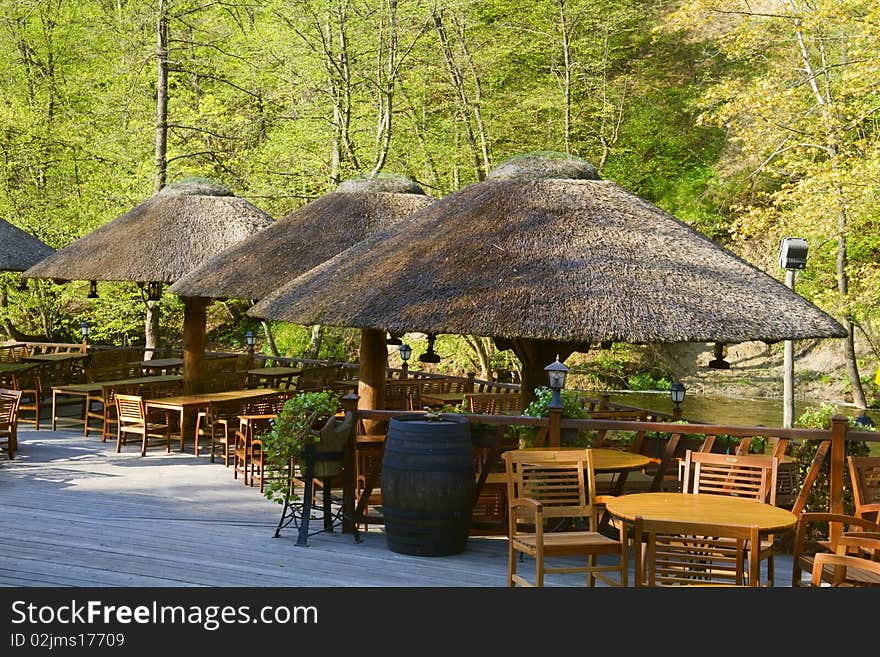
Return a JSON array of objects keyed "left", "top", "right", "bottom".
[
  {"left": 544, "top": 355, "right": 569, "bottom": 447},
  {"left": 80, "top": 320, "right": 90, "bottom": 349},
  {"left": 399, "top": 343, "right": 412, "bottom": 379},
  {"left": 779, "top": 237, "right": 808, "bottom": 428},
  {"left": 670, "top": 381, "right": 686, "bottom": 420},
  {"left": 87, "top": 280, "right": 99, "bottom": 299}
]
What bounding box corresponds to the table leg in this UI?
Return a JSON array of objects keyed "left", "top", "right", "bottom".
[
  {"left": 179, "top": 411, "right": 186, "bottom": 453},
  {"left": 51, "top": 390, "right": 58, "bottom": 431}
]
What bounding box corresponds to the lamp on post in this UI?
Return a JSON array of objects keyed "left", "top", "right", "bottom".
[
  {"left": 399, "top": 343, "right": 412, "bottom": 379},
  {"left": 245, "top": 330, "right": 255, "bottom": 355},
  {"left": 779, "top": 237, "right": 808, "bottom": 428},
  {"left": 80, "top": 320, "right": 90, "bottom": 348},
  {"left": 418, "top": 333, "right": 441, "bottom": 364},
  {"left": 545, "top": 355, "right": 569, "bottom": 410},
  {"left": 87, "top": 280, "right": 99, "bottom": 299},
  {"left": 670, "top": 381, "right": 686, "bottom": 420},
  {"left": 146, "top": 281, "right": 163, "bottom": 302}
]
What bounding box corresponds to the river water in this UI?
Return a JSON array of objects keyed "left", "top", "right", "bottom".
[{"left": 591, "top": 390, "right": 878, "bottom": 428}]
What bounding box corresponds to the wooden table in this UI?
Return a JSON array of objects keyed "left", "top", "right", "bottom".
[
  {"left": 420, "top": 392, "right": 467, "bottom": 407},
  {"left": 22, "top": 352, "right": 88, "bottom": 363},
  {"left": 145, "top": 388, "right": 281, "bottom": 456},
  {"left": 247, "top": 366, "right": 301, "bottom": 389},
  {"left": 0, "top": 362, "right": 38, "bottom": 375},
  {"left": 606, "top": 492, "right": 798, "bottom": 532},
  {"left": 136, "top": 358, "right": 184, "bottom": 375},
  {"left": 51, "top": 375, "right": 183, "bottom": 431}
]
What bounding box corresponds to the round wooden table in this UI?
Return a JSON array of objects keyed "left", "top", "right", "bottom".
[
  {"left": 590, "top": 449, "right": 651, "bottom": 473},
  {"left": 606, "top": 492, "right": 798, "bottom": 532}
]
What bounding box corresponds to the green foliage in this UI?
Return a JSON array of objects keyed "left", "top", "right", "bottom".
[
  {"left": 258, "top": 391, "right": 342, "bottom": 505},
  {"left": 627, "top": 372, "right": 672, "bottom": 391}
]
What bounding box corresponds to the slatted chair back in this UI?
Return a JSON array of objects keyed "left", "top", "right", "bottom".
[
  {"left": 848, "top": 455, "right": 880, "bottom": 524},
  {"left": 465, "top": 392, "right": 521, "bottom": 415},
  {"left": 682, "top": 450, "right": 778, "bottom": 504},
  {"left": 0, "top": 388, "right": 22, "bottom": 459},
  {"left": 633, "top": 516, "right": 761, "bottom": 587},
  {"left": 10, "top": 367, "right": 42, "bottom": 430},
  {"left": 137, "top": 378, "right": 181, "bottom": 399},
  {"left": 504, "top": 448, "right": 594, "bottom": 523},
  {"left": 114, "top": 393, "right": 171, "bottom": 456},
  {"left": 385, "top": 379, "right": 422, "bottom": 411}
]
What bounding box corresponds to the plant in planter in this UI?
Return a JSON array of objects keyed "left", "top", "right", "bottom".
[
  {"left": 258, "top": 390, "right": 342, "bottom": 505},
  {"left": 515, "top": 386, "right": 589, "bottom": 447}
]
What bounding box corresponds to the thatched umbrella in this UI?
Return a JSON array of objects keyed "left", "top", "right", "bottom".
[
  {"left": 23, "top": 179, "right": 273, "bottom": 393},
  {"left": 0, "top": 218, "right": 54, "bottom": 273},
  {"left": 248, "top": 153, "right": 846, "bottom": 409},
  {"left": 169, "top": 174, "right": 434, "bottom": 412}
]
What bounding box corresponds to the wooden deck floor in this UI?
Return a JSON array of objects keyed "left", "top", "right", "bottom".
[{"left": 0, "top": 425, "right": 798, "bottom": 587}]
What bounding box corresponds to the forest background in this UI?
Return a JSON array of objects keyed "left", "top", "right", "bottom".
[{"left": 0, "top": 0, "right": 877, "bottom": 409}]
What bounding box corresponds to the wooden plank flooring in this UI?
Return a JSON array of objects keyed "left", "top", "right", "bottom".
[{"left": 0, "top": 426, "right": 798, "bottom": 587}]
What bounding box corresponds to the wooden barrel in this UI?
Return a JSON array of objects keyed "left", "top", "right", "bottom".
[{"left": 381, "top": 414, "right": 474, "bottom": 556}]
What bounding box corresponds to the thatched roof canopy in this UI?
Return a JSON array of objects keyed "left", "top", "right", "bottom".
[
  {"left": 249, "top": 155, "right": 845, "bottom": 345},
  {"left": 168, "top": 174, "right": 433, "bottom": 300},
  {"left": 22, "top": 179, "right": 273, "bottom": 284},
  {"left": 0, "top": 218, "right": 54, "bottom": 272}
]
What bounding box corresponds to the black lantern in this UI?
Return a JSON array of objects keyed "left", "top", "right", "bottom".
[
  {"left": 545, "top": 355, "right": 569, "bottom": 410},
  {"left": 147, "top": 281, "right": 162, "bottom": 301},
  {"left": 855, "top": 412, "right": 875, "bottom": 430},
  {"left": 245, "top": 330, "right": 255, "bottom": 354},
  {"left": 87, "top": 280, "right": 99, "bottom": 299},
  {"left": 399, "top": 343, "right": 412, "bottom": 362},
  {"left": 670, "top": 381, "right": 686, "bottom": 415},
  {"left": 708, "top": 342, "right": 730, "bottom": 369},
  {"left": 80, "top": 321, "right": 90, "bottom": 342},
  {"left": 418, "top": 334, "right": 441, "bottom": 363}
]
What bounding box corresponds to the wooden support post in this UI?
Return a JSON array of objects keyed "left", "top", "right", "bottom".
[
  {"left": 466, "top": 372, "right": 475, "bottom": 393},
  {"left": 548, "top": 406, "right": 562, "bottom": 448},
  {"left": 341, "top": 393, "right": 359, "bottom": 534},
  {"left": 182, "top": 296, "right": 208, "bottom": 395},
  {"left": 357, "top": 328, "right": 387, "bottom": 434},
  {"left": 829, "top": 414, "right": 848, "bottom": 547}
]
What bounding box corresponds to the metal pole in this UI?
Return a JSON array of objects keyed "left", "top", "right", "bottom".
[{"left": 783, "top": 269, "right": 795, "bottom": 428}]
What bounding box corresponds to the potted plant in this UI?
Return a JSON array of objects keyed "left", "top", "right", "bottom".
[{"left": 258, "top": 390, "right": 342, "bottom": 505}]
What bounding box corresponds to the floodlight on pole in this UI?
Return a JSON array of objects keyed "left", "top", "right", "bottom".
[{"left": 779, "top": 237, "right": 807, "bottom": 428}]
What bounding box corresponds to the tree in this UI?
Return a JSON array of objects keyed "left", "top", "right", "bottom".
[{"left": 664, "top": 0, "right": 880, "bottom": 407}]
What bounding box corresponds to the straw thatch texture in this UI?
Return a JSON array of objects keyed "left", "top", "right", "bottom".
[
  {"left": 0, "top": 218, "right": 54, "bottom": 272},
  {"left": 168, "top": 188, "right": 433, "bottom": 300},
  {"left": 249, "top": 177, "right": 846, "bottom": 344},
  {"left": 22, "top": 181, "right": 273, "bottom": 283}
]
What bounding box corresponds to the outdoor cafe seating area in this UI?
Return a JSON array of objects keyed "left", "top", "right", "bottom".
[{"left": 1, "top": 340, "right": 879, "bottom": 588}]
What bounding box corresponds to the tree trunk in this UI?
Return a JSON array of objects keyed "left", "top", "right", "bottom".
[
  {"left": 357, "top": 328, "right": 388, "bottom": 434},
  {"left": 261, "top": 319, "right": 280, "bottom": 358},
  {"left": 837, "top": 220, "right": 867, "bottom": 408},
  {"left": 145, "top": 0, "right": 169, "bottom": 360},
  {"left": 307, "top": 324, "right": 323, "bottom": 360}
]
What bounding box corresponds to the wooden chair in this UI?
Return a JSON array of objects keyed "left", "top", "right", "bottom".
[
  {"left": 681, "top": 450, "right": 779, "bottom": 586},
  {"left": 809, "top": 532, "right": 880, "bottom": 587},
  {"left": 0, "top": 388, "right": 22, "bottom": 459},
  {"left": 384, "top": 379, "right": 422, "bottom": 411},
  {"left": 847, "top": 455, "right": 880, "bottom": 524},
  {"left": 501, "top": 448, "right": 627, "bottom": 587},
  {"left": 196, "top": 398, "right": 246, "bottom": 465},
  {"left": 114, "top": 393, "right": 172, "bottom": 456},
  {"left": 791, "top": 512, "right": 880, "bottom": 586},
  {"left": 632, "top": 516, "right": 761, "bottom": 587},
  {"left": 10, "top": 367, "right": 41, "bottom": 430}
]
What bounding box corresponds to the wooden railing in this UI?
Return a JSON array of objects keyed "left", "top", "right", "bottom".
[{"left": 336, "top": 393, "right": 878, "bottom": 539}]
